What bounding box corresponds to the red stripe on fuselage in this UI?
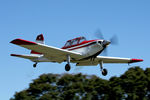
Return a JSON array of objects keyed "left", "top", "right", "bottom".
[{"left": 62, "top": 40, "right": 97, "bottom": 50}]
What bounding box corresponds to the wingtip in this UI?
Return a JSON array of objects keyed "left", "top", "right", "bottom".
[
  {"left": 10, "top": 39, "right": 37, "bottom": 45},
  {"left": 130, "top": 58, "right": 143, "bottom": 63},
  {"left": 11, "top": 54, "right": 21, "bottom": 57},
  {"left": 10, "top": 38, "right": 19, "bottom": 44}
]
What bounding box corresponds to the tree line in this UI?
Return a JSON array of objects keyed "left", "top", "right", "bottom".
[{"left": 11, "top": 66, "right": 150, "bottom": 100}]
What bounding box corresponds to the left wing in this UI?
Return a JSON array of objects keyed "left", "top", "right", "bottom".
[{"left": 76, "top": 56, "right": 143, "bottom": 66}]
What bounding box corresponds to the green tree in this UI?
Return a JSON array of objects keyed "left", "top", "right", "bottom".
[{"left": 11, "top": 66, "right": 150, "bottom": 100}]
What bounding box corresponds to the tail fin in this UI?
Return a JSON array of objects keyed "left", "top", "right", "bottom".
[
  {"left": 36, "top": 34, "right": 44, "bottom": 44},
  {"left": 31, "top": 34, "right": 44, "bottom": 55}
]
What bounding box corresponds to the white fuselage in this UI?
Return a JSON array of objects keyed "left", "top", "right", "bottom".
[
  {"left": 32, "top": 40, "right": 105, "bottom": 62},
  {"left": 66, "top": 40, "right": 104, "bottom": 57}
]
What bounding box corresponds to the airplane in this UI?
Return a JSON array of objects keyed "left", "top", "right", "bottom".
[{"left": 10, "top": 34, "right": 143, "bottom": 76}]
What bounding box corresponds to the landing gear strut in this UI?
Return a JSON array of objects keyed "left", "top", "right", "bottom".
[
  {"left": 65, "top": 55, "right": 71, "bottom": 71},
  {"left": 33, "top": 62, "right": 37, "bottom": 68},
  {"left": 100, "top": 61, "right": 108, "bottom": 76}
]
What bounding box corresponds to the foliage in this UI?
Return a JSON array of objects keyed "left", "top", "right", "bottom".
[{"left": 11, "top": 66, "right": 150, "bottom": 100}]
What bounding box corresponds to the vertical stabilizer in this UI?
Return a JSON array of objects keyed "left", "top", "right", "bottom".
[
  {"left": 36, "top": 34, "right": 44, "bottom": 44},
  {"left": 31, "top": 34, "right": 44, "bottom": 55}
]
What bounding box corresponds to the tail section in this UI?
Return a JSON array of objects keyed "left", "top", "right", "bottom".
[
  {"left": 31, "top": 34, "right": 44, "bottom": 55},
  {"left": 36, "top": 34, "right": 44, "bottom": 44}
]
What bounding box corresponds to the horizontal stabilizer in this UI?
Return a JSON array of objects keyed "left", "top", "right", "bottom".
[{"left": 11, "top": 54, "right": 40, "bottom": 60}]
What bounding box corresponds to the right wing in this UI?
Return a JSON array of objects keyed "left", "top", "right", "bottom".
[{"left": 10, "top": 39, "right": 84, "bottom": 63}]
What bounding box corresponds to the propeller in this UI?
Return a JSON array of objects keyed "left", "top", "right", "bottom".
[
  {"left": 94, "top": 29, "right": 119, "bottom": 56},
  {"left": 95, "top": 29, "right": 104, "bottom": 39},
  {"left": 110, "top": 35, "right": 118, "bottom": 45}
]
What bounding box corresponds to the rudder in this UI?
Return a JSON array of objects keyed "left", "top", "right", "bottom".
[{"left": 36, "top": 34, "right": 44, "bottom": 44}]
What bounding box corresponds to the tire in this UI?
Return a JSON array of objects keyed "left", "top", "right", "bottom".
[
  {"left": 33, "top": 64, "right": 37, "bottom": 68},
  {"left": 65, "top": 64, "right": 71, "bottom": 71},
  {"left": 102, "top": 68, "right": 108, "bottom": 76}
]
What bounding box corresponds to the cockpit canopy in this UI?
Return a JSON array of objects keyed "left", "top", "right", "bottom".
[{"left": 64, "top": 37, "right": 86, "bottom": 47}]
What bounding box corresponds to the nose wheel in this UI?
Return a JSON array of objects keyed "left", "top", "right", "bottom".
[{"left": 100, "top": 61, "right": 108, "bottom": 76}]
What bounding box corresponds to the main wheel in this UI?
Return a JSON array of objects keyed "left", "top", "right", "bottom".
[
  {"left": 102, "top": 68, "right": 108, "bottom": 76},
  {"left": 33, "top": 64, "right": 37, "bottom": 68},
  {"left": 65, "top": 64, "right": 71, "bottom": 71}
]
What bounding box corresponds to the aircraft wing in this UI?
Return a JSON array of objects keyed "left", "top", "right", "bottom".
[
  {"left": 10, "top": 39, "right": 143, "bottom": 65},
  {"left": 10, "top": 39, "right": 83, "bottom": 63},
  {"left": 76, "top": 56, "right": 143, "bottom": 66}
]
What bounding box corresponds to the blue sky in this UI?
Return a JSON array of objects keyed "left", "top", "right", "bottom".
[{"left": 1, "top": 0, "right": 150, "bottom": 99}]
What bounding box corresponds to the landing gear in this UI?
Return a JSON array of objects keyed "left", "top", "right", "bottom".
[
  {"left": 65, "top": 64, "right": 71, "bottom": 71},
  {"left": 102, "top": 68, "right": 108, "bottom": 76},
  {"left": 65, "top": 55, "right": 71, "bottom": 71},
  {"left": 33, "top": 62, "right": 37, "bottom": 68},
  {"left": 100, "top": 61, "right": 108, "bottom": 76}
]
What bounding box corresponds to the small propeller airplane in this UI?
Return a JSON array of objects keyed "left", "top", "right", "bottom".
[{"left": 10, "top": 34, "right": 143, "bottom": 76}]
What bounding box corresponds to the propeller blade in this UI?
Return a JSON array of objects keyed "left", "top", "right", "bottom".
[
  {"left": 95, "top": 29, "right": 104, "bottom": 39},
  {"left": 110, "top": 35, "right": 118, "bottom": 45},
  {"left": 93, "top": 29, "right": 119, "bottom": 56}
]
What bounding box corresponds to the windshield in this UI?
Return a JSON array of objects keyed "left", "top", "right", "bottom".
[
  {"left": 64, "top": 37, "right": 86, "bottom": 47},
  {"left": 71, "top": 39, "right": 78, "bottom": 45},
  {"left": 65, "top": 41, "right": 71, "bottom": 47},
  {"left": 79, "top": 37, "right": 86, "bottom": 44}
]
